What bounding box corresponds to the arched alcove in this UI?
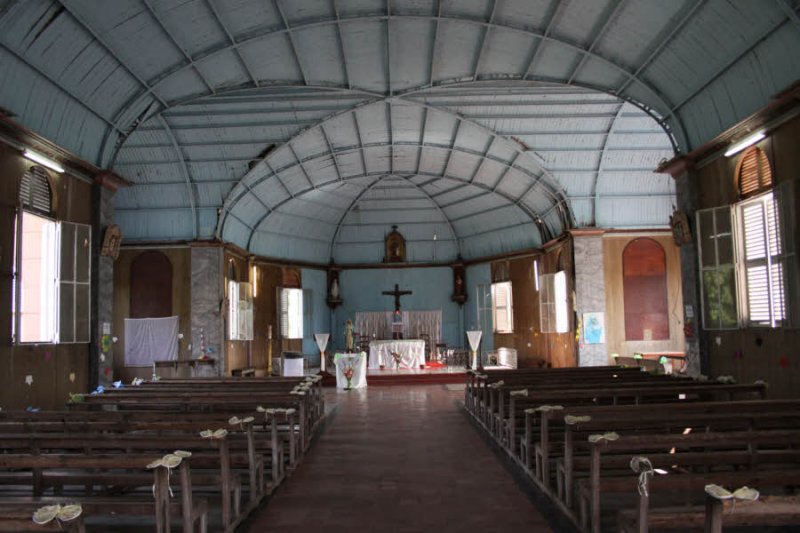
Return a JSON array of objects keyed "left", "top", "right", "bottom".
[
  {"left": 130, "top": 251, "right": 173, "bottom": 318},
  {"left": 622, "top": 238, "right": 669, "bottom": 341}
]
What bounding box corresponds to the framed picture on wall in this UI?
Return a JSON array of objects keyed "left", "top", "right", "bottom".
[{"left": 583, "top": 312, "right": 605, "bottom": 344}]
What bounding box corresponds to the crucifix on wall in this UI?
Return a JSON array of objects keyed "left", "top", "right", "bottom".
[{"left": 383, "top": 283, "right": 412, "bottom": 312}]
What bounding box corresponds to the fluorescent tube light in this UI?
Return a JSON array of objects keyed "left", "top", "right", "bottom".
[
  {"left": 23, "top": 149, "right": 64, "bottom": 173},
  {"left": 724, "top": 130, "right": 765, "bottom": 157}
]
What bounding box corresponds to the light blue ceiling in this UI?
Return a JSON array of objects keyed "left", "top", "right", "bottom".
[{"left": 1, "top": 0, "right": 798, "bottom": 263}]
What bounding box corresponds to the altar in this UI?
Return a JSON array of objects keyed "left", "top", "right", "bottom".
[
  {"left": 333, "top": 352, "right": 367, "bottom": 389},
  {"left": 369, "top": 340, "right": 426, "bottom": 369}
]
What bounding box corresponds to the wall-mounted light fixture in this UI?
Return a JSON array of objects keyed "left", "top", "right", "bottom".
[
  {"left": 23, "top": 149, "right": 65, "bottom": 173},
  {"left": 724, "top": 130, "right": 765, "bottom": 157}
]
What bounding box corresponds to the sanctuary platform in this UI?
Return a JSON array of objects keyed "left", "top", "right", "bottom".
[{"left": 319, "top": 365, "right": 467, "bottom": 387}]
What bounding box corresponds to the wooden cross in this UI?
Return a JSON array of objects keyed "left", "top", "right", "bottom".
[{"left": 382, "top": 283, "right": 412, "bottom": 312}]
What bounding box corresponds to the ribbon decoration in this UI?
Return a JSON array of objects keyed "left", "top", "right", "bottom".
[
  {"left": 534, "top": 405, "right": 564, "bottom": 413},
  {"left": 588, "top": 432, "right": 620, "bottom": 443},
  {"left": 228, "top": 416, "right": 255, "bottom": 430},
  {"left": 630, "top": 456, "right": 654, "bottom": 497},
  {"left": 705, "top": 484, "right": 760, "bottom": 513},
  {"left": 199, "top": 429, "right": 228, "bottom": 439},
  {"left": 488, "top": 380, "right": 505, "bottom": 389},
  {"left": 510, "top": 389, "right": 528, "bottom": 397},
  {"left": 33, "top": 504, "right": 83, "bottom": 526},
  {"left": 564, "top": 415, "right": 592, "bottom": 425},
  {"left": 147, "top": 452, "right": 190, "bottom": 498}
]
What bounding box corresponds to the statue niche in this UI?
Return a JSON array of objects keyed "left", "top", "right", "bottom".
[{"left": 385, "top": 225, "right": 406, "bottom": 263}]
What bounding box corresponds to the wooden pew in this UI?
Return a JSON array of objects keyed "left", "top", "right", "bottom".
[
  {"left": 484, "top": 373, "right": 681, "bottom": 439},
  {"left": 525, "top": 399, "right": 800, "bottom": 488},
  {"left": 552, "top": 407, "right": 800, "bottom": 509},
  {"left": 71, "top": 390, "right": 309, "bottom": 455},
  {"left": 505, "top": 382, "right": 767, "bottom": 458},
  {"left": 0, "top": 453, "right": 208, "bottom": 533},
  {"left": 578, "top": 429, "right": 800, "bottom": 533},
  {"left": 0, "top": 432, "right": 246, "bottom": 531},
  {"left": 465, "top": 367, "right": 645, "bottom": 419},
  {"left": 0, "top": 411, "right": 288, "bottom": 492}
]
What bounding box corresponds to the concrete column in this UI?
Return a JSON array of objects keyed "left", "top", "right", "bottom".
[
  {"left": 191, "top": 245, "right": 225, "bottom": 376},
  {"left": 90, "top": 173, "right": 126, "bottom": 389},
  {"left": 671, "top": 163, "right": 704, "bottom": 376},
  {"left": 571, "top": 230, "right": 608, "bottom": 367}
]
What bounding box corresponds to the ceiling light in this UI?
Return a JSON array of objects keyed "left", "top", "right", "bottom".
[
  {"left": 724, "top": 130, "right": 765, "bottom": 157},
  {"left": 23, "top": 149, "right": 64, "bottom": 173}
]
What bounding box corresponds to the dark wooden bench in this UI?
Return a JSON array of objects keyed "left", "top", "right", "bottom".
[
  {"left": 0, "top": 453, "right": 208, "bottom": 533},
  {"left": 579, "top": 428, "right": 800, "bottom": 533}
]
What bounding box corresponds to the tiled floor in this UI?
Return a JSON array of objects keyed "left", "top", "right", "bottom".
[{"left": 243, "top": 385, "right": 555, "bottom": 533}]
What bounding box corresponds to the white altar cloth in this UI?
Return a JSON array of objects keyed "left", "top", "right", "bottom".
[
  {"left": 369, "top": 340, "right": 426, "bottom": 369},
  {"left": 334, "top": 352, "right": 368, "bottom": 389}
]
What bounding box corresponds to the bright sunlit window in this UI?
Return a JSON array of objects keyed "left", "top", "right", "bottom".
[
  {"left": 16, "top": 211, "right": 58, "bottom": 343},
  {"left": 491, "top": 281, "right": 514, "bottom": 334},
  {"left": 280, "top": 287, "right": 304, "bottom": 339},
  {"left": 540, "top": 271, "right": 569, "bottom": 333}
]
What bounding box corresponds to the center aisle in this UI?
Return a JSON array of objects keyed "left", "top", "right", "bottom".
[{"left": 243, "top": 385, "right": 555, "bottom": 533}]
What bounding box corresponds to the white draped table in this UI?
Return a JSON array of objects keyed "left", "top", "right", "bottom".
[
  {"left": 368, "top": 340, "right": 426, "bottom": 369},
  {"left": 333, "top": 352, "right": 367, "bottom": 389}
]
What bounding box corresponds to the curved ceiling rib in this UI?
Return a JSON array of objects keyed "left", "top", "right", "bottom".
[
  {"left": 217, "top": 95, "right": 572, "bottom": 246},
  {"left": 158, "top": 115, "right": 199, "bottom": 239},
  {"left": 107, "top": 13, "right": 683, "bottom": 146},
  {"left": 325, "top": 174, "right": 388, "bottom": 258},
  {"left": 222, "top": 142, "right": 562, "bottom": 232},
  {"left": 591, "top": 102, "right": 626, "bottom": 226}
]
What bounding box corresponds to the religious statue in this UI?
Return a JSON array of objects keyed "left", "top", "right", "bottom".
[
  {"left": 385, "top": 225, "right": 406, "bottom": 263},
  {"left": 451, "top": 259, "right": 466, "bottom": 305},
  {"left": 345, "top": 319, "right": 354, "bottom": 352}
]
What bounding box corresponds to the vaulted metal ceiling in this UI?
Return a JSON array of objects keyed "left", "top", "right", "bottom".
[{"left": 1, "top": 0, "right": 798, "bottom": 263}]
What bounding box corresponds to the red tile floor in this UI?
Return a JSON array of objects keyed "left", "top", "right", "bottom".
[{"left": 242, "top": 385, "right": 561, "bottom": 532}]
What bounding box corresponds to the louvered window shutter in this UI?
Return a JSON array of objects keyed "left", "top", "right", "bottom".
[
  {"left": 302, "top": 289, "right": 313, "bottom": 339},
  {"left": 18, "top": 166, "right": 52, "bottom": 214},
  {"left": 279, "top": 287, "right": 290, "bottom": 338},
  {"left": 738, "top": 191, "right": 787, "bottom": 327},
  {"left": 738, "top": 147, "right": 773, "bottom": 199}
]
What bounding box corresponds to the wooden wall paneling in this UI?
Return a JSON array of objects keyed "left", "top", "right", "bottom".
[
  {"left": 253, "top": 264, "right": 282, "bottom": 374},
  {"left": 493, "top": 239, "right": 576, "bottom": 368},
  {"left": 0, "top": 146, "right": 92, "bottom": 409},
  {"left": 695, "top": 115, "right": 800, "bottom": 397},
  {"left": 113, "top": 247, "right": 191, "bottom": 383},
  {"left": 129, "top": 251, "right": 173, "bottom": 318},
  {"left": 622, "top": 238, "right": 670, "bottom": 341},
  {"left": 603, "top": 234, "right": 684, "bottom": 362},
  {"left": 224, "top": 252, "right": 249, "bottom": 375}
]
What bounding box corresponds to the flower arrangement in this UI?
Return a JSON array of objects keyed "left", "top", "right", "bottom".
[
  {"left": 391, "top": 351, "right": 402, "bottom": 369},
  {"left": 343, "top": 366, "right": 355, "bottom": 389}
]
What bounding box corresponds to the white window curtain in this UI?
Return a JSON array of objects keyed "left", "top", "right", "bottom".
[{"left": 354, "top": 310, "right": 442, "bottom": 344}]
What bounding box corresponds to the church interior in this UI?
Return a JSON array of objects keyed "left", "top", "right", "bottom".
[{"left": 0, "top": 0, "right": 799, "bottom": 531}]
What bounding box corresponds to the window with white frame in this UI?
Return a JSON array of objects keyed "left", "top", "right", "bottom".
[
  {"left": 279, "top": 287, "right": 304, "bottom": 339},
  {"left": 491, "top": 281, "right": 513, "bottom": 334},
  {"left": 540, "top": 271, "right": 569, "bottom": 333},
  {"left": 698, "top": 182, "right": 797, "bottom": 330},
  {"left": 13, "top": 167, "right": 91, "bottom": 344},
  {"left": 737, "top": 191, "right": 788, "bottom": 327},
  {"left": 228, "top": 281, "right": 253, "bottom": 340},
  {"left": 697, "top": 207, "right": 738, "bottom": 329}
]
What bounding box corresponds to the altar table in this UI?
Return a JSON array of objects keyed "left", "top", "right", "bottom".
[
  {"left": 334, "top": 352, "right": 368, "bottom": 389},
  {"left": 368, "top": 340, "right": 426, "bottom": 369}
]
